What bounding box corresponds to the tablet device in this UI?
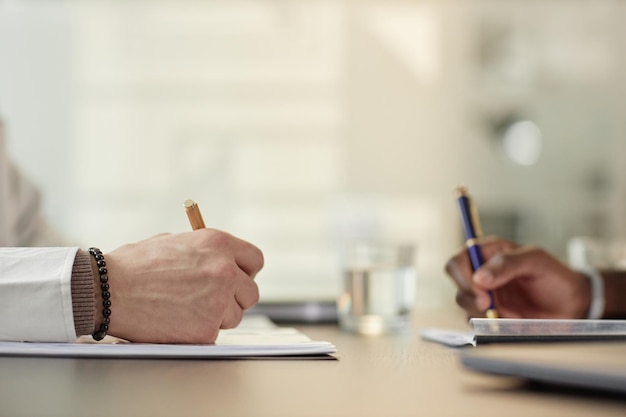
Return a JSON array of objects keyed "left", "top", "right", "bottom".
[{"left": 460, "top": 341, "right": 626, "bottom": 395}]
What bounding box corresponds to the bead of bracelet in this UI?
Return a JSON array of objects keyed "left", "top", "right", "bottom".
[{"left": 88, "top": 247, "right": 111, "bottom": 341}]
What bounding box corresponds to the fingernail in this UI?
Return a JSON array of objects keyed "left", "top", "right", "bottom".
[
  {"left": 475, "top": 293, "right": 490, "bottom": 310},
  {"left": 488, "top": 253, "right": 504, "bottom": 268},
  {"left": 473, "top": 269, "right": 493, "bottom": 285}
]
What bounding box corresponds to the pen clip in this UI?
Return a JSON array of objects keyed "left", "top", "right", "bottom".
[{"left": 467, "top": 195, "right": 483, "bottom": 239}]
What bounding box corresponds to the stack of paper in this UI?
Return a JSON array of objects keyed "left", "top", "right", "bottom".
[{"left": 0, "top": 315, "right": 337, "bottom": 359}]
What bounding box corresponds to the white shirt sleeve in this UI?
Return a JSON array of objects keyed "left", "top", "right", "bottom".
[{"left": 0, "top": 247, "right": 79, "bottom": 342}]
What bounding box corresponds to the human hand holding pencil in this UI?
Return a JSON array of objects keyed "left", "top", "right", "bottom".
[{"left": 92, "top": 200, "right": 263, "bottom": 344}]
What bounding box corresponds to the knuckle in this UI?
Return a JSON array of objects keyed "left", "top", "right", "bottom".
[
  {"left": 254, "top": 246, "right": 264, "bottom": 269},
  {"left": 249, "top": 286, "right": 260, "bottom": 306},
  {"left": 197, "top": 228, "right": 232, "bottom": 247},
  {"left": 526, "top": 245, "right": 544, "bottom": 256},
  {"left": 241, "top": 284, "right": 260, "bottom": 310},
  {"left": 455, "top": 290, "right": 467, "bottom": 306},
  {"left": 208, "top": 258, "right": 239, "bottom": 280},
  {"left": 444, "top": 257, "right": 457, "bottom": 275},
  {"left": 455, "top": 290, "right": 476, "bottom": 310},
  {"left": 444, "top": 255, "right": 472, "bottom": 290}
]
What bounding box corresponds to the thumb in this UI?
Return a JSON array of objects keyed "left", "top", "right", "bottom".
[{"left": 472, "top": 249, "right": 537, "bottom": 289}]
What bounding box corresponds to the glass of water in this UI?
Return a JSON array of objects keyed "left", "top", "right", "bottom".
[{"left": 337, "top": 241, "right": 417, "bottom": 335}]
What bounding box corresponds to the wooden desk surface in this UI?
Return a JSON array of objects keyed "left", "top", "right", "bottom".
[{"left": 0, "top": 310, "right": 624, "bottom": 417}]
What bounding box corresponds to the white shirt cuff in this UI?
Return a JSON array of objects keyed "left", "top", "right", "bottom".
[
  {"left": 0, "top": 247, "right": 79, "bottom": 342},
  {"left": 580, "top": 267, "right": 605, "bottom": 319}
]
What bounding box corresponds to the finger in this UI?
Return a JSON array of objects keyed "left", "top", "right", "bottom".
[
  {"left": 476, "top": 236, "right": 519, "bottom": 259},
  {"left": 445, "top": 236, "right": 518, "bottom": 291},
  {"left": 473, "top": 246, "right": 543, "bottom": 290},
  {"left": 220, "top": 302, "right": 245, "bottom": 329},
  {"left": 219, "top": 276, "right": 258, "bottom": 329},
  {"left": 208, "top": 257, "right": 259, "bottom": 309},
  {"left": 445, "top": 252, "right": 473, "bottom": 291},
  {"left": 199, "top": 229, "right": 265, "bottom": 278},
  {"left": 233, "top": 274, "right": 260, "bottom": 310},
  {"left": 232, "top": 241, "right": 264, "bottom": 278},
  {"left": 474, "top": 290, "right": 492, "bottom": 312},
  {"left": 455, "top": 289, "right": 486, "bottom": 318}
]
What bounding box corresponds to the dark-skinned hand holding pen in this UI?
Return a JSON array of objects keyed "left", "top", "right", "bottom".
[{"left": 444, "top": 236, "right": 593, "bottom": 320}]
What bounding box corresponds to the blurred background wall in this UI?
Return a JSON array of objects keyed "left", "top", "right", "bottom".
[{"left": 1, "top": 0, "right": 625, "bottom": 309}]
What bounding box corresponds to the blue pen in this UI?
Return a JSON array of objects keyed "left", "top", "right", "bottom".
[{"left": 454, "top": 186, "right": 498, "bottom": 319}]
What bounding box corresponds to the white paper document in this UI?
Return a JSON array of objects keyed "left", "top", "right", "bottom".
[
  {"left": 420, "top": 327, "right": 476, "bottom": 347},
  {"left": 0, "top": 315, "right": 337, "bottom": 359}
]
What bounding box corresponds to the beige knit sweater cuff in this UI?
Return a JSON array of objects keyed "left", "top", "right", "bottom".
[{"left": 71, "top": 249, "right": 95, "bottom": 337}]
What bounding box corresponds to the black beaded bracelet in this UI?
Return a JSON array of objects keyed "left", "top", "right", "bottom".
[{"left": 88, "top": 247, "right": 111, "bottom": 341}]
